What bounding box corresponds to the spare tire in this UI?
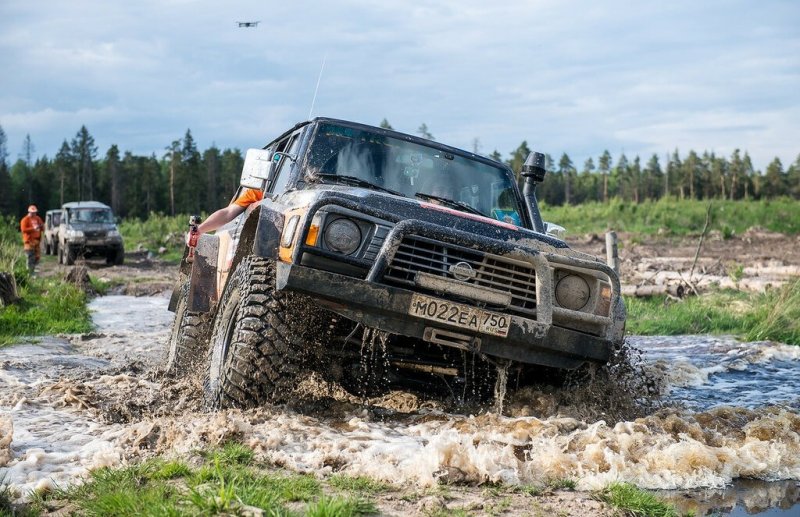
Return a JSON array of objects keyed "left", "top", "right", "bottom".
[{"left": 203, "top": 256, "right": 309, "bottom": 409}]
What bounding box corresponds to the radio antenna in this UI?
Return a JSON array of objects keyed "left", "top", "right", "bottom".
[{"left": 308, "top": 53, "right": 327, "bottom": 119}]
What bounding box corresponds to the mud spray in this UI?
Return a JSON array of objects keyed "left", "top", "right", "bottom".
[{"left": 1, "top": 296, "right": 799, "bottom": 516}]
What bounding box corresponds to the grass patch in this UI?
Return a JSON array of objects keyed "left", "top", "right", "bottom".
[
  {"left": 39, "top": 447, "right": 377, "bottom": 517},
  {"left": 200, "top": 441, "right": 255, "bottom": 466},
  {"left": 595, "top": 482, "right": 683, "bottom": 517},
  {"left": 305, "top": 495, "right": 377, "bottom": 517},
  {"left": 541, "top": 197, "right": 800, "bottom": 236},
  {"left": 328, "top": 474, "right": 390, "bottom": 495},
  {"left": 119, "top": 213, "right": 194, "bottom": 263},
  {"left": 626, "top": 278, "right": 800, "bottom": 345},
  {"left": 0, "top": 276, "right": 93, "bottom": 346}
]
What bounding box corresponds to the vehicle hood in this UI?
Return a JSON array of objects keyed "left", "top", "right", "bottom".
[{"left": 283, "top": 185, "right": 601, "bottom": 262}]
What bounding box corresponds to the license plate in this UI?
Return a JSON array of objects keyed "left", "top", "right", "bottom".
[{"left": 408, "top": 293, "right": 510, "bottom": 337}]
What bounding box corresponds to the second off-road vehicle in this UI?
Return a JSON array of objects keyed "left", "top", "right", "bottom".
[
  {"left": 167, "top": 118, "right": 626, "bottom": 409},
  {"left": 57, "top": 201, "right": 125, "bottom": 265},
  {"left": 42, "top": 209, "right": 62, "bottom": 256}
]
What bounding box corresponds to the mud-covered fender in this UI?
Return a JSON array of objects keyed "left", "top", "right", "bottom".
[
  {"left": 227, "top": 203, "right": 285, "bottom": 274},
  {"left": 187, "top": 234, "right": 220, "bottom": 313},
  {"left": 253, "top": 204, "right": 285, "bottom": 259}
]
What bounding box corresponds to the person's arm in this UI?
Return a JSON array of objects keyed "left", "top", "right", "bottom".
[
  {"left": 185, "top": 203, "right": 247, "bottom": 244},
  {"left": 197, "top": 204, "right": 246, "bottom": 235}
]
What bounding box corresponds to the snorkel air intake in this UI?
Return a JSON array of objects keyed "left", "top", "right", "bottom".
[{"left": 521, "top": 151, "right": 547, "bottom": 234}]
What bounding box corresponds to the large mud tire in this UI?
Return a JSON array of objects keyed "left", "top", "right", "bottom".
[
  {"left": 165, "top": 281, "right": 210, "bottom": 376},
  {"left": 61, "top": 245, "right": 77, "bottom": 266},
  {"left": 203, "top": 256, "right": 307, "bottom": 410}
]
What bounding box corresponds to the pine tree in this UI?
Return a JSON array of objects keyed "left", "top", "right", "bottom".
[
  {"left": 55, "top": 141, "right": 74, "bottom": 206},
  {"left": 106, "top": 145, "right": 122, "bottom": 214},
  {"left": 0, "top": 125, "right": 12, "bottom": 215},
  {"left": 763, "top": 158, "right": 786, "bottom": 198},
  {"left": 71, "top": 126, "right": 97, "bottom": 200},
  {"left": 644, "top": 154, "right": 662, "bottom": 200},
  {"left": 598, "top": 150, "right": 611, "bottom": 202},
  {"left": 204, "top": 145, "right": 221, "bottom": 211},
  {"left": 164, "top": 140, "right": 181, "bottom": 216},
  {"left": 379, "top": 118, "right": 393, "bottom": 130},
  {"left": 507, "top": 141, "right": 531, "bottom": 182},
  {"left": 558, "top": 153, "right": 575, "bottom": 204},
  {"left": 417, "top": 123, "right": 434, "bottom": 140},
  {"left": 20, "top": 134, "right": 36, "bottom": 204}
]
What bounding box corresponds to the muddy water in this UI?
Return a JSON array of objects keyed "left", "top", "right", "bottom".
[{"left": 1, "top": 295, "right": 799, "bottom": 516}]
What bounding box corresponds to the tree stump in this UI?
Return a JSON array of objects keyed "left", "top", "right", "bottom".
[
  {"left": 0, "top": 271, "right": 20, "bottom": 307},
  {"left": 65, "top": 265, "right": 94, "bottom": 294}
]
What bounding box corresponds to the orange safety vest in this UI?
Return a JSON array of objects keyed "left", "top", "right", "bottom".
[
  {"left": 20, "top": 214, "right": 44, "bottom": 250},
  {"left": 233, "top": 188, "right": 264, "bottom": 208}
]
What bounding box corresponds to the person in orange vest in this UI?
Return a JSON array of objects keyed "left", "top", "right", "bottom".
[{"left": 20, "top": 205, "right": 44, "bottom": 274}]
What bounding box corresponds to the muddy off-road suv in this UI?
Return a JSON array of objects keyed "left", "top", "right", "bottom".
[
  {"left": 57, "top": 201, "right": 124, "bottom": 265},
  {"left": 167, "top": 118, "right": 626, "bottom": 409}
]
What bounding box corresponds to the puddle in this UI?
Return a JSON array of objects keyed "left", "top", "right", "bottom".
[{"left": 0, "top": 296, "right": 798, "bottom": 516}]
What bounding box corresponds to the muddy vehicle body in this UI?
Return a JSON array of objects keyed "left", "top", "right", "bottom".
[
  {"left": 57, "top": 201, "right": 124, "bottom": 265},
  {"left": 168, "top": 118, "right": 626, "bottom": 408},
  {"left": 42, "top": 209, "right": 62, "bottom": 256}
]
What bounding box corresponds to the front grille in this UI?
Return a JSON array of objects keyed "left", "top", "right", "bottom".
[
  {"left": 383, "top": 235, "right": 537, "bottom": 316},
  {"left": 84, "top": 231, "right": 106, "bottom": 240}
]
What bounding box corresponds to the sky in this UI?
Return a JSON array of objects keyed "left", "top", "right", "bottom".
[{"left": 1, "top": 0, "right": 798, "bottom": 172}]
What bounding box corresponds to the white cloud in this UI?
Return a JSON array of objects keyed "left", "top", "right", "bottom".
[{"left": 0, "top": 0, "right": 797, "bottom": 170}]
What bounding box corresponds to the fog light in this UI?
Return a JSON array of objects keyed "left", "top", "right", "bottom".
[
  {"left": 323, "top": 218, "right": 361, "bottom": 255},
  {"left": 555, "top": 274, "right": 590, "bottom": 311}
]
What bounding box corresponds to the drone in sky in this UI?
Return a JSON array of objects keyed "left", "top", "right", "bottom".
[{"left": 237, "top": 21, "right": 260, "bottom": 28}]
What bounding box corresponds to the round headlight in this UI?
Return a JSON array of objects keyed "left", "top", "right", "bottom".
[
  {"left": 323, "top": 218, "right": 362, "bottom": 255},
  {"left": 555, "top": 274, "right": 590, "bottom": 311}
]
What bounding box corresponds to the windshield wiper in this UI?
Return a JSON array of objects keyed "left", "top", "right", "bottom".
[
  {"left": 415, "top": 192, "right": 486, "bottom": 217},
  {"left": 314, "top": 173, "right": 404, "bottom": 197}
]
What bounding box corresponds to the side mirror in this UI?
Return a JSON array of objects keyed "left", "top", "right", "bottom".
[
  {"left": 240, "top": 148, "right": 276, "bottom": 189},
  {"left": 545, "top": 222, "right": 566, "bottom": 239}
]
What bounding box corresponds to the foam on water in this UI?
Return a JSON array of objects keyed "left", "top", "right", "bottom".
[
  {"left": 1, "top": 295, "right": 799, "bottom": 513},
  {"left": 631, "top": 335, "right": 800, "bottom": 410}
]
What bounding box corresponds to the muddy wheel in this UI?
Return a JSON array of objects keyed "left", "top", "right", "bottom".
[
  {"left": 107, "top": 248, "right": 124, "bottom": 265},
  {"left": 165, "top": 281, "right": 209, "bottom": 376},
  {"left": 203, "top": 256, "right": 305, "bottom": 409},
  {"left": 62, "top": 245, "right": 77, "bottom": 265}
]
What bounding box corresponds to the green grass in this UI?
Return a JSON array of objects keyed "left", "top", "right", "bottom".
[
  {"left": 0, "top": 276, "right": 93, "bottom": 346},
  {"left": 328, "top": 475, "right": 390, "bottom": 495},
  {"left": 32, "top": 443, "right": 378, "bottom": 517},
  {"left": 119, "top": 213, "right": 196, "bottom": 263},
  {"left": 540, "top": 197, "right": 800, "bottom": 236},
  {"left": 595, "top": 482, "right": 685, "bottom": 517},
  {"left": 626, "top": 278, "right": 800, "bottom": 345}
]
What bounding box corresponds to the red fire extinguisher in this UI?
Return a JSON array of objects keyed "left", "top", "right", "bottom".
[{"left": 187, "top": 215, "right": 201, "bottom": 263}]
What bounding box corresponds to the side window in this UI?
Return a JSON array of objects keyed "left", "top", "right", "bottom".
[{"left": 269, "top": 133, "right": 301, "bottom": 194}]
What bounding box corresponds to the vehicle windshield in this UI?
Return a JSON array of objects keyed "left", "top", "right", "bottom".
[
  {"left": 305, "top": 123, "right": 525, "bottom": 226},
  {"left": 70, "top": 208, "right": 115, "bottom": 224}
]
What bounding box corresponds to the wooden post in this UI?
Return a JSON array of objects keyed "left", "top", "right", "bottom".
[{"left": 605, "top": 231, "right": 619, "bottom": 274}]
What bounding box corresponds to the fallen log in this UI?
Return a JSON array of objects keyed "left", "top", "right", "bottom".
[{"left": 622, "top": 283, "right": 687, "bottom": 298}]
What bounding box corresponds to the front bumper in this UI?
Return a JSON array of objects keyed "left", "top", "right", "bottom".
[{"left": 276, "top": 262, "right": 613, "bottom": 370}]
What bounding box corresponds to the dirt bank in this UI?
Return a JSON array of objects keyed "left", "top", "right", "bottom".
[{"left": 567, "top": 228, "right": 800, "bottom": 294}]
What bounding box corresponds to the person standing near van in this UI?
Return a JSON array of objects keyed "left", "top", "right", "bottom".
[{"left": 20, "top": 205, "right": 44, "bottom": 274}]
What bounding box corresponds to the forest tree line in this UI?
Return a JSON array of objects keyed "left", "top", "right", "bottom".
[{"left": 1, "top": 122, "right": 798, "bottom": 220}]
